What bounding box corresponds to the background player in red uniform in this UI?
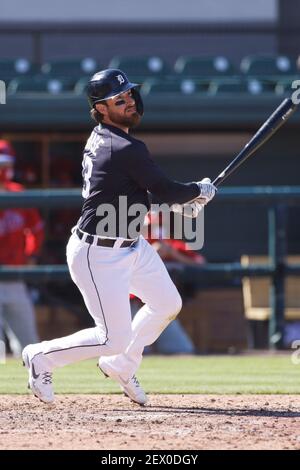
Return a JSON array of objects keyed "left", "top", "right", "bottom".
[{"left": 0, "top": 141, "right": 44, "bottom": 355}]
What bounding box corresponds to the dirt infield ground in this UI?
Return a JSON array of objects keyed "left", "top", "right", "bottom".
[{"left": 0, "top": 394, "right": 300, "bottom": 450}]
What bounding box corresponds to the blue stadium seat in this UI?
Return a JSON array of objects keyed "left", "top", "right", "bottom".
[
  {"left": 209, "top": 79, "right": 248, "bottom": 94},
  {"left": 109, "top": 56, "right": 171, "bottom": 82},
  {"left": 0, "top": 58, "right": 38, "bottom": 80},
  {"left": 246, "top": 78, "right": 275, "bottom": 95},
  {"left": 209, "top": 78, "right": 275, "bottom": 95},
  {"left": 174, "top": 56, "right": 235, "bottom": 78},
  {"left": 41, "top": 58, "right": 99, "bottom": 78},
  {"left": 141, "top": 78, "right": 208, "bottom": 96},
  {"left": 8, "top": 76, "right": 75, "bottom": 94},
  {"left": 240, "top": 55, "right": 296, "bottom": 76}
]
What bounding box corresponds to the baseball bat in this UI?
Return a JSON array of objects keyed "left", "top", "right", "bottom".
[{"left": 213, "top": 97, "right": 298, "bottom": 187}]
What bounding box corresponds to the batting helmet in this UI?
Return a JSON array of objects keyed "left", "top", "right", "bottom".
[{"left": 86, "top": 69, "right": 144, "bottom": 116}]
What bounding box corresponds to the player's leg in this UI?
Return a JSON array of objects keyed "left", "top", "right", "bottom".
[
  {"left": 29, "top": 233, "right": 134, "bottom": 366},
  {"left": 3, "top": 282, "right": 39, "bottom": 351},
  {"left": 99, "top": 236, "right": 182, "bottom": 380},
  {"left": 22, "top": 232, "right": 134, "bottom": 402}
]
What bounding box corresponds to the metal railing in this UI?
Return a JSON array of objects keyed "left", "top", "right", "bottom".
[{"left": 1, "top": 186, "right": 300, "bottom": 349}]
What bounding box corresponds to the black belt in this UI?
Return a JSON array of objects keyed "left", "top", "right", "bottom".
[{"left": 76, "top": 228, "right": 137, "bottom": 248}]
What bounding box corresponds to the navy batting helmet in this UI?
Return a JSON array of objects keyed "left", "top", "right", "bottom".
[{"left": 86, "top": 69, "right": 144, "bottom": 116}]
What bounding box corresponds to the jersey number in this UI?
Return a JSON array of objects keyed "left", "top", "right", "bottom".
[{"left": 82, "top": 154, "right": 93, "bottom": 198}]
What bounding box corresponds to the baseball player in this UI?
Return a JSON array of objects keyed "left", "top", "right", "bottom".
[
  {"left": 22, "top": 69, "right": 216, "bottom": 405},
  {"left": 0, "top": 146, "right": 44, "bottom": 355}
]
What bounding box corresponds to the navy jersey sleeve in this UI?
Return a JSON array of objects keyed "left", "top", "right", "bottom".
[{"left": 121, "top": 141, "right": 200, "bottom": 205}]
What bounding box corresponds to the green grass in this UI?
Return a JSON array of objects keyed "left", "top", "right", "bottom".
[{"left": 1, "top": 355, "right": 300, "bottom": 395}]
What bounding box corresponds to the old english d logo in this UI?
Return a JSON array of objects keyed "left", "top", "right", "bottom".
[{"left": 116, "top": 74, "right": 125, "bottom": 85}]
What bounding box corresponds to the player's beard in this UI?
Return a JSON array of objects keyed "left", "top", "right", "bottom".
[{"left": 107, "top": 107, "right": 141, "bottom": 129}]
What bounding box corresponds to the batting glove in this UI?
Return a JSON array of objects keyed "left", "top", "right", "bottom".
[
  {"left": 171, "top": 199, "right": 204, "bottom": 218},
  {"left": 196, "top": 177, "right": 217, "bottom": 204}
]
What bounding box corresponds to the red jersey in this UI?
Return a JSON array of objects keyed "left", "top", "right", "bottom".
[
  {"left": 148, "top": 237, "right": 204, "bottom": 262},
  {"left": 0, "top": 182, "right": 44, "bottom": 265}
]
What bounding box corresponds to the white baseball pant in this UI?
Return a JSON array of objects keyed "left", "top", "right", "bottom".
[{"left": 39, "top": 231, "right": 182, "bottom": 378}]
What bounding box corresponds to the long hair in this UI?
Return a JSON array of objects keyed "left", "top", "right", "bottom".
[{"left": 90, "top": 108, "right": 105, "bottom": 123}]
